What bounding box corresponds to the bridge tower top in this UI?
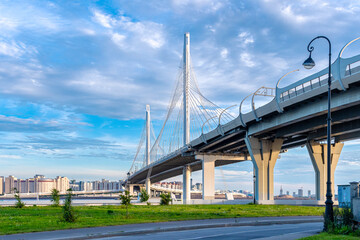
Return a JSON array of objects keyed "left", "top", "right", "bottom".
[
  {"left": 146, "top": 104, "right": 150, "bottom": 166},
  {"left": 183, "top": 32, "right": 190, "bottom": 145}
]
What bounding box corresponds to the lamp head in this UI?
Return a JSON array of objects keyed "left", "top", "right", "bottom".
[{"left": 303, "top": 55, "right": 315, "bottom": 70}]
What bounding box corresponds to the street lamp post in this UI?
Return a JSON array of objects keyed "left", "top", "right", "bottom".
[
  {"left": 253, "top": 173, "right": 256, "bottom": 204},
  {"left": 303, "top": 36, "right": 333, "bottom": 227}
]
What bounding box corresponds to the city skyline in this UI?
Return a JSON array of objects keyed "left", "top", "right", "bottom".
[
  {"left": 0, "top": 1, "right": 359, "bottom": 193},
  {"left": 0, "top": 174, "right": 123, "bottom": 194}
]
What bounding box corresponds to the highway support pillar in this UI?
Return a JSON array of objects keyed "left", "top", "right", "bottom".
[
  {"left": 245, "top": 137, "right": 283, "bottom": 201},
  {"left": 196, "top": 154, "right": 246, "bottom": 200},
  {"left": 183, "top": 165, "right": 191, "bottom": 203},
  {"left": 202, "top": 155, "right": 216, "bottom": 200},
  {"left": 145, "top": 178, "right": 151, "bottom": 197},
  {"left": 306, "top": 140, "right": 344, "bottom": 201}
]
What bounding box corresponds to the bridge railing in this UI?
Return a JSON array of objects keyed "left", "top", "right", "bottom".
[{"left": 276, "top": 37, "right": 360, "bottom": 110}]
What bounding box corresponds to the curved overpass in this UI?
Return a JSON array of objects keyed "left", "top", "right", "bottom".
[{"left": 128, "top": 38, "right": 360, "bottom": 203}]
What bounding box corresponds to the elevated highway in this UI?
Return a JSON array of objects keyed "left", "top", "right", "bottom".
[{"left": 128, "top": 35, "right": 360, "bottom": 203}]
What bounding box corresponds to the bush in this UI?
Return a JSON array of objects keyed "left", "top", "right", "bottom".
[
  {"left": 62, "top": 188, "right": 76, "bottom": 222},
  {"left": 325, "top": 207, "right": 356, "bottom": 235},
  {"left": 12, "top": 188, "right": 25, "bottom": 208},
  {"left": 160, "top": 193, "right": 172, "bottom": 205},
  {"left": 50, "top": 188, "right": 60, "bottom": 207},
  {"left": 139, "top": 189, "right": 149, "bottom": 203},
  {"left": 120, "top": 190, "right": 131, "bottom": 217}
]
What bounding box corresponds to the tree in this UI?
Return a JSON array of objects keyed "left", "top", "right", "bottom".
[
  {"left": 120, "top": 190, "right": 131, "bottom": 217},
  {"left": 160, "top": 193, "right": 172, "bottom": 205},
  {"left": 13, "top": 188, "right": 25, "bottom": 208},
  {"left": 62, "top": 188, "right": 76, "bottom": 222},
  {"left": 50, "top": 188, "right": 60, "bottom": 207},
  {"left": 139, "top": 189, "right": 149, "bottom": 203}
]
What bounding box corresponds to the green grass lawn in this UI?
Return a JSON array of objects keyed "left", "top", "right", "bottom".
[
  {"left": 0, "top": 204, "right": 324, "bottom": 235},
  {"left": 300, "top": 232, "right": 360, "bottom": 239}
]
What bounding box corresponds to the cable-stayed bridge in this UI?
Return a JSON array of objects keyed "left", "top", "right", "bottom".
[{"left": 127, "top": 33, "right": 360, "bottom": 204}]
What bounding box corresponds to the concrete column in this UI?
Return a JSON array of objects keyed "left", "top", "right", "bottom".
[
  {"left": 145, "top": 178, "right": 151, "bottom": 197},
  {"left": 245, "top": 137, "right": 283, "bottom": 201},
  {"left": 306, "top": 141, "right": 344, "bottom": 201},
  {"left": 128, "top": 184, "right": 134, "bottom": 196},
  {"left": 183, "top": 165, "right": 191, "bottom": 203},
  {"left": 202, "top": 155, "right": 217, "bottom": 200}
]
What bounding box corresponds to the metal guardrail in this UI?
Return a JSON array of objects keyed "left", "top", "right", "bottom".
[
  {"left": 276, "top": 37, "right": 360, "bottom": 107},
  {"left": 239, "top": 86, "right": 275, "bottom": 127}
]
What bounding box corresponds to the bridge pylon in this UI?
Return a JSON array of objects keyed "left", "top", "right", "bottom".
[
  {"left": 146, "top": 105, "right": 151, "bottom": 196},
  {"left": 183, "top": 32, "right": 190, "bottom": 145}
]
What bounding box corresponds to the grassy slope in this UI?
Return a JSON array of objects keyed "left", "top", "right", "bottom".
[
  {"left": 0, "top": 204, "right": 324, "bottom": 235},
  {"left": 300, "top": 232, "right": 360, "bottom": 239}
]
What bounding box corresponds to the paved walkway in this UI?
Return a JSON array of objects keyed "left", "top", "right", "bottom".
[{"left": 0, "top": 216, "right": 323, "bottom": 240}]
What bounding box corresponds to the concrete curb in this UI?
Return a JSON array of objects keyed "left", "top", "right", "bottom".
[{"left": 63, "top": 218, "right": 323, "bottom": 240}]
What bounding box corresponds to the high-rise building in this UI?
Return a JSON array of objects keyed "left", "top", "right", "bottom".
[
  {"left": 27, "top": 178, "right": 35, "bottom": 193},
  {"left": 1, "top": 175, "right": 121, "bottom": 194},
  {"left": 5, "top": 175, "right": 16, "bottom": 193},
  {"left": 286, "top": 191, "right": 289, "bottom": 195},
  {"left": 55, "top": 176, "right": 69, "bottom": 193},
  {"left": 0, "top": 176, "right": 4, "bottom": 194},
  {"left": 280, "top": 186, "right": 283, "bottom": 195},
  {"left": 298, "top": 188, "right": 303, "bottom": 197},
  {"left": 79, "top": 181, "right": 85, "bottom": 191},
  {"left": 18, "top": 179, "right": 27, "bottom": 193},
  {"left": 36, "top": 178, "right": 55, "bottom": 193},
  {"left": 308, "top": 190, "right": 311, "bottom": 197}
]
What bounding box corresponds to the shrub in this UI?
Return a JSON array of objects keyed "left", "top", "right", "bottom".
[
  {"left": 62, "top": 188, "right": 76, "bottom": 222},
  {"left": 325, "top": 207, "right": 355, "bottom": 235},
  {"left": 50, "top": 188, "right": 60, "bottom": 207},
  {"left": 13, "top": 188, "right": 25, "bottom": 208},
  {"left": 107, "top": 210, "right": 114, "bottom": 215},
  {"left": 120, "top": 190, "right": 131, "bottom": 217},
  {"left": 139, "top": 189, "right": 149, "bottom": 203},
  {"left": 160, "top": 193, "right": 172, "bottom": 205}
]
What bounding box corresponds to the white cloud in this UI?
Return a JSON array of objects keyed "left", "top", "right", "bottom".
[
  {"left": 92, "top": 9, "right": 114, "bottom": 28},
  {"left": 81, "top": 28, "right": 96, "bottom": 35},
  {"left": 220, "top": 48, "right": 228, "bottom": 58},
  {"left": 0, "top": 155, "right": 22, "bottom": 159},
  {"left": 280, "top": 5, "right": 309, "bottom": 24},
  {"left": 116, "top": 15, "right": 165, "bottom": 49},
  {"left": 0, "top": 17, "right": 18, "bottom": 32},
  {"left": 240, "top": 52, "right": 256, "bottom": 67},
  {"left": 172, "top": 0, "right": 224, "bottom": 13},
  {"left": 238, "top": 32, "right": 254, "bottom": 46},
  {"left": 92, "top": 9, "right": 165, "bottom": 49},
  {"left": 111, "top": 33, "right": 126, "bottom": 49},
  {"left": 0, "top": 40, "right": 36, "bottom": 58},
  {"left": 67, "top": 69, "right": 140, "bottom": 99}
]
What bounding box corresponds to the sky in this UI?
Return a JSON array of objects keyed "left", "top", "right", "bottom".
[{"left": 0, "top": 0, "right": 360, "bottom": 193}]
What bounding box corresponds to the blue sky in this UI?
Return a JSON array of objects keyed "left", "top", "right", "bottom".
[{"left": 0, "top": 0, "right": 360, "bottom": 193}]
